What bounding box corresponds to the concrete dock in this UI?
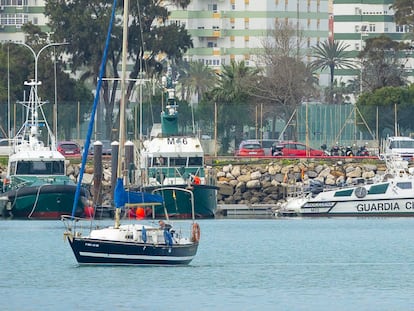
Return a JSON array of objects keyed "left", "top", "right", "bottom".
[{"left": 215, "top": 204, "right": 277, "bottom": 218}]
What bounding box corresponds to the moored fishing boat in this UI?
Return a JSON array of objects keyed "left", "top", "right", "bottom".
[
  {"left": 0, "top": 80, "right": 90, "bottom": 219},
  {"left": 139, "top": 67, "right": 217, "bottom": 219},
  {"left": 277, "top": 156, "right": 414, "bottom": 217}
]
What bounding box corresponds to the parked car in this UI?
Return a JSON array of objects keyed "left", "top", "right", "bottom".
[
  {"left": 0, "top": 138, "right": 15, "bottom": 156},
  {"left": 89, "top": 140, "right": 113, "bottom": 155},
  {"left": 236, "top": 140, "right": 265, "bottom": 156},
  {"left": 260, "top": 139, "right": 280, "bottom": 156},
  {"left": 57, "top": 141, "right": 81, "bottom": 157},
  {"left": 276, "top": 141, "right": 324, "bottom": 157}
]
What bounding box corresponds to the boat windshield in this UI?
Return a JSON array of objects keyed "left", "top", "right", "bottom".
[
  {"left": 390, "top": 140, "right": 414, "bottom": 149},
  {"left": 150, "top": 156, "right": 203, "bottom": 167},
  {"left": 11, "top": 160, "right": 65, "bottom": 176}
]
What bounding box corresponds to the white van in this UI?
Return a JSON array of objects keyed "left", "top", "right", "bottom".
[{"left": 383, "top": 136, "right": 414, "bottom": 160}]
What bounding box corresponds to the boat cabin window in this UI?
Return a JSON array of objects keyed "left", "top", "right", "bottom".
[
  {"left": 188, "top": 156, "right": 203, "bottom": 166},
  {"left": 390, "top": 140, "right": 414, "bottom": 149},
  {"left": 396, "top": 182, "right": 412, "bottom": 189},
  {"left": 12, "top": 160, "right": 65, "bottom": 175},
  {"left": 170, "top": 157, "right": 187, "bottom": 167},
  {"left": 154, "top": 157, "right": 167, "bottom": 166}
]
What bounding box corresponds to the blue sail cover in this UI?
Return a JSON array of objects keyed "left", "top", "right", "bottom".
[
  {"left": 114, "top": 178, "right": 126, "bottom": 209},
  {"left": 124, "top": 190, "right": 164, "bottom": 205},
  {"left": 114, "top": 177, "right": 163, "bottom": 209}
]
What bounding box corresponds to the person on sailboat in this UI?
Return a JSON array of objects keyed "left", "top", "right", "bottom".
[{"left": 158, "top": 220, "right": 172, "bottom": 230}]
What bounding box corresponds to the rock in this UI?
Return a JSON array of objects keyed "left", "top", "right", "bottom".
[
  {"left": 231, "top": 166, "right": 241, "bottom": 177},
  {"left": 250, "top": 171, "right": 262, "bottom": 180},
  {"left": 246, "top": 179, "right": 261, "bottom": 189}
]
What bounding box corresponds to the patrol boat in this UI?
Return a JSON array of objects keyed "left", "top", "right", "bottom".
[{"left": 277, "top": 156, "right": 414, "bottom": 217}]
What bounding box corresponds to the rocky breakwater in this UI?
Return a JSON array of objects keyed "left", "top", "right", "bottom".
[
  {"left": 214, "top": 159, "right": 386, "bottom": 206},
  {"left": 66, "top": 162, "right": 113, "bottom": 206}
]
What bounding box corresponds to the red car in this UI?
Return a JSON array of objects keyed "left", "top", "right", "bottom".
[
  {"left": 236, "top": 140, "right": 265, "bottom": 156},
  {"left": 57, "top": 141, "right": 81, "bottom": 157},
  {"left": 276, "top": 141, "right": 324, "bottom": 157}
]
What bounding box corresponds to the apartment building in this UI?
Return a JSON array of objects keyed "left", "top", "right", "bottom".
[
  {"left": 333, "top": 0, "right": 414, "bottom": 84},
  {"left": 0, "top": 0, "right": 48, "bottom": 43},
  {"left": 168, "top": 0, "right": 330, "bottom": 70}
]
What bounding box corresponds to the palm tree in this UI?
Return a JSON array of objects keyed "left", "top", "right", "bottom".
[
  {"left": 179, "top": 61, "right": 215, "bottom": 103},
  {"left": 210, "top": 60, "right": 259, "bottom": 153},
  {"left": 310, "top": 40, "right": 355, "bottom": 104}
]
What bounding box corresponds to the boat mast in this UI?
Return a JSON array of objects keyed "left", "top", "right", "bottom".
[{"left": 114, "top": 0, "right": 129, "bottom": 228}]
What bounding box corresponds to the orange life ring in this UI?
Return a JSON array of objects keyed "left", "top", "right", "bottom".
[{"left": 191, "top": 223, "right": 201, "bottom": 242}]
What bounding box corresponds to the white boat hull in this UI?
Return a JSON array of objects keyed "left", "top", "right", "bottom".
[{"left": 278, "top": 177, "right": 414, "bottom": 217}]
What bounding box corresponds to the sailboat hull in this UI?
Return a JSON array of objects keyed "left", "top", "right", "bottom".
[
  {"left": 1, "top": 185, "right": 88, "bottom": 219},
  {"left": 68, "top": 237, "right": 198, "bottom": 265},
  {"left": 143, "top": 184, "right": 217, "bottom": 218}
]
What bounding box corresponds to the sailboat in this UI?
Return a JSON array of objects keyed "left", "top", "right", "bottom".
[
  {"left": 139, "top": 66, "right": 218, "bottom": 219},
  {"left": 0, "top": 80, "right": 90, "bottom": 219},
  {"left": 62, "top": 0, "right": 200, "bottom": 265}
]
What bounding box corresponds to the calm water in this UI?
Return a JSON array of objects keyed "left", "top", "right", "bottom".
[{"left": 1, "top": 217, "right": 414, "bottom": 310}]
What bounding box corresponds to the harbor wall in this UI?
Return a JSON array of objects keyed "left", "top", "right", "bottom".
[{"left": 210, "top": 158, "right": 388, "bottom": 206}]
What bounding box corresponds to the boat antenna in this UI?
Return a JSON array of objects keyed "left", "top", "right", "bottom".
[{"left": 70, "top": 0, "right": 118, "bottom": 218}]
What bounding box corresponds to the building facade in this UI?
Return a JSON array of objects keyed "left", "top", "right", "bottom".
[
  {"left": 168, "top": 0, "right": 330, "bottom": 70},
  {"left": 333, "top": 0, "right": 414, "bottom": 85},
  {"left": 0, "top": 0, "right": 48, "bottom": 43}
]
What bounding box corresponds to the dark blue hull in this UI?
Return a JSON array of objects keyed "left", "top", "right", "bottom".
[{"left": 68, "top": 237, "right": 198, "bottom": 265}]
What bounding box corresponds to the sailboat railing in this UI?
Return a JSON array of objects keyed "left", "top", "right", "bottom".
[{"left": 151, "top": 187, "right": 196, "bottom": 221}]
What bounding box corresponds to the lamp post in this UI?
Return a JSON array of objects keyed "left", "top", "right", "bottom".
[{"left": 15, "top": 41, "right": 68, "bottom": 140}]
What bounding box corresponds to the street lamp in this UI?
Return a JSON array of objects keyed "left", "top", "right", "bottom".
[
  {"left": 14, "top": 41, "right": 68, "bottom": 143},
  {"left": 16, "top": 42, "right": 68, "bottom": 99}
]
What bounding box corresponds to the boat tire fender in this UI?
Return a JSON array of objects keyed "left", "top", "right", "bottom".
[{"left": 191, "top": 223, "right": 201, "bottom": 242}]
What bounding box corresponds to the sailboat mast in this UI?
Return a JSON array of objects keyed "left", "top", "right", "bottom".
[
  {"left": 118, "top": 0, "right": 129, "bottom": 178},
  {"left": 114, "top": 0, "right": 129, "bottom": 228}
]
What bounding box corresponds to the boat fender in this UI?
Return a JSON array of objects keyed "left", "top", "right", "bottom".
[
  {"left": 142, "top": 226, "right": 147, "bottom": 243},
  {"left": 164, "top": 229, "right": 173, "bottom": 246},
  {"left": 191, "top": 223, "right": 201, "bottom": 242}
]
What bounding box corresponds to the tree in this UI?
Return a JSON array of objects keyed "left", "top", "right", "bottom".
[
  {"left": 178, "top": 61, "right": 215, "bottom": 104},
  {"left": 357, "top": 85, "right": 414, "bottom": 138},
  {"left": 392, "top": 0, "right": 414, "bottom": 29},
  {"left": 209, "top": 60, "right": 259, "bottom": 154},
  {"left": 251, "top": 21, "right": 316, "bottom": 140},
  {"left": 359, "top": 35, "right": 409, "bottom": 92},
  {"left": 310, "top": 40, "right": 355, "bottom": 104},
  {"left": 45, "top": 0, "right": 193, "bottom": 140}
]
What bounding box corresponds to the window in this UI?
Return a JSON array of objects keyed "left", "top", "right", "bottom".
[
  {"left": 189, "top": 157, "right": 203, "bottom": 166},
  {"left": 397, "top": 182, "right": 412, "bottom": 190},
  {"left": 396, "top": 25, "right": 404, "bottom": 32},
  {"left": 170, "top": 157, "right": 187, "bottom": 167},
  {"left": 208, "top": 4, "right": 218, "bottom": 12}
]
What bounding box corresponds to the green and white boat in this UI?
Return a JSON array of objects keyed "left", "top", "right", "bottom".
[
  {"left": 0, "top": 80, "right": 90, "bottom": 219},
  {"left": 139, "top": 67, "right": 217, "bottom": 219}
]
